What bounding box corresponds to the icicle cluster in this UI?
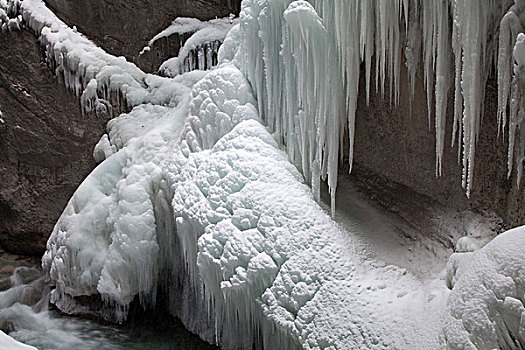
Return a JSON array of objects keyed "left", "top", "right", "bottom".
[
  {"left": 151, "top": 16, "right": 237, "bottom": 77},
  {"left": 451, "top": 0, "right": 508, "bottom": 196},
  {"left": 235, "top": 0, "right": 523, "bottom": 208},
  {"left": 161, "top": 40, "right": 222, "bottom": 77},
  {"left": 5, "top": 0, "right": 522, "bottom": 205}
]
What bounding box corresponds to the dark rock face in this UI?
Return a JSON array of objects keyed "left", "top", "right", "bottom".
[
  {"left": 352, "top": 64, "right": 524, "bottom": 227},
  {"left": 43, "top": 0, "right": 241, "bottom": 62},
  {"left": 0, "top": 29, "right": 110, "bottom": 256}
]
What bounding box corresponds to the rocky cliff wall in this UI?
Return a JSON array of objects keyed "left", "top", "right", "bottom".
[
  {"left": 0, "top": 29, "right": 111, "bottom": 256},
  {"left": 352, "top": 64, "right": 524, "bottom": 228},
  {"left": 43, "top": 0, "right": 241, "bottom": 62}
]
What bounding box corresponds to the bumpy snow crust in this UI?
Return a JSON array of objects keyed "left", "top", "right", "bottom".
[{"left": 445, "top": 226, "right": 525, "bottom": 350}]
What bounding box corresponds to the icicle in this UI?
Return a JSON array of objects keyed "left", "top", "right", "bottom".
[
  {"left": 451, "top": 0, "right": 503, "bottom": 196},
  {"left": 509, "top": 33, "right": 525, "bottom": 182},
  {"left": 434, "top": 1, "right": 451, "bottom": 177},
  {"left": 498, "top": 8, "right": 523, "bottom": 136}
]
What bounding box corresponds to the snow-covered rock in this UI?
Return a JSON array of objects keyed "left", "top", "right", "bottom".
[
  {"left": 147, "top": 16, "right": 238, "bottom": 77},
  {"left": 1, "top": 0, "right": 189, "bottom": 117},
  {"left": 444, "top": 226, "right": 525, "bottom": 349}
]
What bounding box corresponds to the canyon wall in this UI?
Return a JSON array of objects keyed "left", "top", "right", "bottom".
[
  {"left": 43, "top": 0, "right": 241, "bottom": 62},
  {"left": 0, "top": 29, "right": 110, "bottom": 255}
]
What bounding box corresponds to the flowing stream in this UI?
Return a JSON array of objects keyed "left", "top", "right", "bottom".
[{"left": 0, "top": 268, "right": 217, "bottom": 350}]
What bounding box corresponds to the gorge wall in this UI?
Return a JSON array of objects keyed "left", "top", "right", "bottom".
[
  {"left": 0, "top": 29, "right": 110, "bottom": 256},
  {"left": 43, "top": 0, "right": 242, "bottom": 63}
]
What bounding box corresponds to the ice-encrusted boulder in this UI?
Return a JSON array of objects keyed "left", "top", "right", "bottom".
[{"left": 444, "top": 226, "right": 525, "bottom": 349}]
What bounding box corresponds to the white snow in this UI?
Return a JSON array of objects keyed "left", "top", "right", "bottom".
[
  {"left": 143, "top": 16, "right": 236, "bottom": 52},
  {"left": 0, "top": 0, "right": 20, "bottom": 32},
  {"left": 0, "top": 331, "right": 37, "bottom": 350},
  {"left": 444, "top": 226, "right": 525, "bottom": 349}
]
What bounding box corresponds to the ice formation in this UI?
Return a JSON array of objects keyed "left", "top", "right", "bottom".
[
  {"left": 152, "top": 16, "right": 238, "bottom": 77},
  {"left": 499, "top": 1, "right": 525, "bottom": 186},
  {"left": 3, "top": 0, "right": 525, "bottom": 349},
  {"left": 0, "top": 0, "right": 21, "bottom": 32}
]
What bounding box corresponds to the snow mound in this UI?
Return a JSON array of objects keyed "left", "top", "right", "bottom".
[
  {"left": 179, "top": 65, "right": 258, "bottom": 156},
  {"left": 43, "top": 57, "right": 450, "bottom": 348},
  {"left": 170, "top": 118, "right": 449, "bottom": 349},
  {"left": 444, "top": 226, "right": 525, "bottom": 349},
  {"left": 43, "top": 100, "right": 191, "bottom": 322},
  {"left": 42, "top": 61, "right": 256, "bottom": 324}
]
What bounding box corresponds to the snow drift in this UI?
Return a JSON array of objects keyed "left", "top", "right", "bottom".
[{"left": 445, "top": 226, "right": 525, "bottom": 349}]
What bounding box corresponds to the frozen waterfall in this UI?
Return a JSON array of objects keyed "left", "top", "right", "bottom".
[{"left": 2, "top": 0, "right": 525, "bottom": 349}]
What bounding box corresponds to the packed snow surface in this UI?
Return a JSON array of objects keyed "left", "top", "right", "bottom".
[{"left": 3, "top": 0, "right": 525, "bottom": 349}]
